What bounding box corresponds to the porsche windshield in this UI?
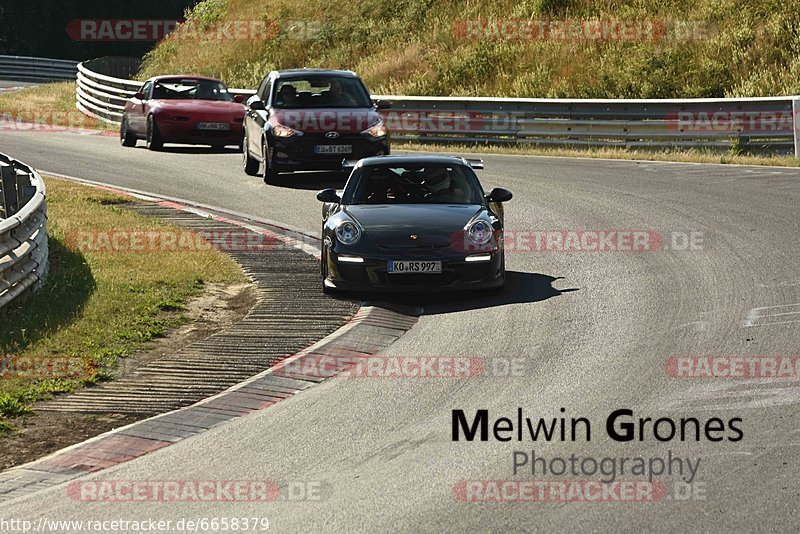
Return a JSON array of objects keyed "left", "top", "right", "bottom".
[
  {"left": 152, "top": 79, "right": 234, "bottom": 101},
  {"left": 346, "top": 164, "right": 484, "bottom": 205}
]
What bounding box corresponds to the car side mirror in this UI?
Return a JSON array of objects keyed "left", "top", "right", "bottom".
[
  {"left": 134, "top": 91, "right": 144, "bottom": 100},
  {"left": 317, "top": 188, "right": 340, "bottom": 203},
  {"left": 486, "top": 187, "right": 513, "bottom": 203},
  {"left": 233, "top": 94, "right": 245, "bottom": 103},
  {"left": 249, "top": 99, "right": 266, "bottom": 111},
  {"left": 374, "top": 100, "right": 391, "bottom": 110}
]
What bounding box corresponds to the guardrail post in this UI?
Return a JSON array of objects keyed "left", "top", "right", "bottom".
[
  {"left": 0, "top": 162, "right": 19, "bottom": 217},
  {"left": 794, "top": 96, "right": 800, "bottom": 158},
  {"left": 0, "top": 167, "right": 5, "bottom": 219}
]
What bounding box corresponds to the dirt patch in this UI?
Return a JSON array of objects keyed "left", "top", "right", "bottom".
[
  {"left": 0, "top": 412, "right": 140, "bottom": 471},
  {"left": 113, "top": 282, "right": 259, "bottom": 378},
  {"left": 0, "top": 281, "right": 258, "bottom": 471}
]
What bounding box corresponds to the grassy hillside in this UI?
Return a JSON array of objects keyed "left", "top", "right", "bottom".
[{"left": 138, "top": 0, "right": 800, "bottom": 98}]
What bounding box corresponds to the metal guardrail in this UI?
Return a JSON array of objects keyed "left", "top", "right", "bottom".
[
  {"left": 0, "top": 154, "right": 48, "bottom": 310},
  {"left": 0, "top": 55, "right": 78, "bottom": 83},
  {"left": 380, "top": 95, "right": 800, "bottom": 154},
  {"left": 74, "top": 58, "right": 800, "bottom": 154},
  {"left": 76, "top": 59, "right": 143, "bottom": 122}
]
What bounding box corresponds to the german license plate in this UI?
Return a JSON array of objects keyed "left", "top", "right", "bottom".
[
  {"left": 314, "top": 144, "right": 352, "bottom": 154},
  {"left": 387, "top": 261, "right": 442, "bottom": 274},
  {"left": 197, "top": 122, "right": 229, "bottom": 130}
]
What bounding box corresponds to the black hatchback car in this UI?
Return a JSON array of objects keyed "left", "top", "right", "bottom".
[
  {"left": 242, "top": 69, "right": 391, "bottom": 182},
  {"left": 316, "top": 155, "right": 513, "bottom": 293}
]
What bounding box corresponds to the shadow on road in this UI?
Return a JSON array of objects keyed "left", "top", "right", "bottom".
[
  {"left": 267, "top": 170, "right": 348, "bottom": 191},
  {"left": 135, "top": 145, "right": 240, "bottom": 155},
  {"left": 336, "top": 272, "right": 578, "bottom": 316}
]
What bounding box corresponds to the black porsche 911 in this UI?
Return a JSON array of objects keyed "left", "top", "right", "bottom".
[{"left": 316, "top": 155, "right": 513, "bottom": 293}]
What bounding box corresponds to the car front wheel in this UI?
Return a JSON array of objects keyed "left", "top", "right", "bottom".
[
  {"left": 262, "top": 138, "right": 279, "bottom": 183},
  {"left": 495, "top": 251, "right": 506, "bottom": 291},
  {"left": 146, "top": 115, "right": 163, "bottom": 151},
  {"left": 120, "top": 116, "right": 136, "bottom": 147},
  {"left": 321, "top": 243, "right": 334, "bottom": 295},
  {"left": 242, "top": 133, "right": 259, "bottom": 175}
]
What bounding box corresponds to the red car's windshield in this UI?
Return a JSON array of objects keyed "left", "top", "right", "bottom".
[{"left": 152, "top": 79, "right": 234, "bottom": 102}]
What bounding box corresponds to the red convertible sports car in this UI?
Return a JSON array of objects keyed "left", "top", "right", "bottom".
[{"left": 120, "top": 75, "right": 246, "bottom": 151}]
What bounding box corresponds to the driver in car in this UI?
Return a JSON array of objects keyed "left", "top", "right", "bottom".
[
  {"left": 195, "top": 84, "right": 216, "bottom": 100},
  {"left": 278, "top": 84, "right": 299, "bottom": 107},
  {"left": 325, "top": 79, "right": 357, "bottom": 106},
  {"left": 424, "top": 168, "right": 469, "bottom": 203}
]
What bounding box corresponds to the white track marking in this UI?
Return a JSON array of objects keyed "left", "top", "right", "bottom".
[{"left": 744, "top": 303, "right": 800, "bottom": 327}]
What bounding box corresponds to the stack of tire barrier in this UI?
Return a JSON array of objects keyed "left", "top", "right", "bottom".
[{"left": 0, "top": 153, "right": 48, "bottom": 310}]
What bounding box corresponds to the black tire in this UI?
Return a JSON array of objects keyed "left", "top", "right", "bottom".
[
  {"left": 242, "top": 133, "right": 259, "bottom": 176},
  {"left": 321, "top": 244, "right": 334, "bottom": 295},
  {"left": 494, "top": 251, "right": 506, "bottom": 291},
  {"left": 146, "top": 115, "right": 163, "bottom": 151},
  {"left": 262, "top": 138, "right": 279, "bottom": 183},
  {"left": 120, "top": 116, "right": 136, "bottom": 147}
]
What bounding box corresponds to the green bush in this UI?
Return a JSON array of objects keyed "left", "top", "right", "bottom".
[{"left": 0, "top": 395, "right": 32, "bottom": 418}]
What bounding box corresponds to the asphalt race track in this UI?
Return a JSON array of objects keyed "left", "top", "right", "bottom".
[
  {"left": 1, "top": 129, "right": 799, "bottom": 531},
  {"left": 0, "top": 81, "right": 37, "bottom": 91}
]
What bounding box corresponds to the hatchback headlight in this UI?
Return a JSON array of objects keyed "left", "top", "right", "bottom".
[
  {"left": 335, "top": 220, "right": 361, "bottom": 245},
  {"left": 272, "top": 124, "right": 298, "bottom": 138},
  {"left": 363, "top": 122, "right": 387, "bottom": 138},
  {"left": 466, "top": 220, "right": 493, "bottom": 246}
]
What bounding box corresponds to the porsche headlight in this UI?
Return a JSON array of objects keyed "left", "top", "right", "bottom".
[
  {"left": 363, "top": 122, "right": 387, "bottom": 138},
  {"left": 272, "top": 124, "right": 298, "bottom": 138},
  {"left": 466, "top": 220, "right": 493, "bottom": 246},
  {"left": 335, "top": 220, "right": 361, "bottom": 245}
]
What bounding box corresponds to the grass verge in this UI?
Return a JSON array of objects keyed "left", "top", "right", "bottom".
[
  {"left": 0, "top": 177, "right": 247, "bottom": 433},
  {"left": 0, "top": 82, "right": 115, "bottom": 131}
]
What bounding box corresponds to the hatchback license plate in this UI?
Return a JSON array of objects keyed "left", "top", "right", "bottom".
[
  {"left": 388, "top": 261, "right": 442, "bottom": 274},
  {"left": 314, "top": 144, "right": 352, "bottom": 154},
  {"left": 197, "top": 122, "right": 229, "bottom": 130}
]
